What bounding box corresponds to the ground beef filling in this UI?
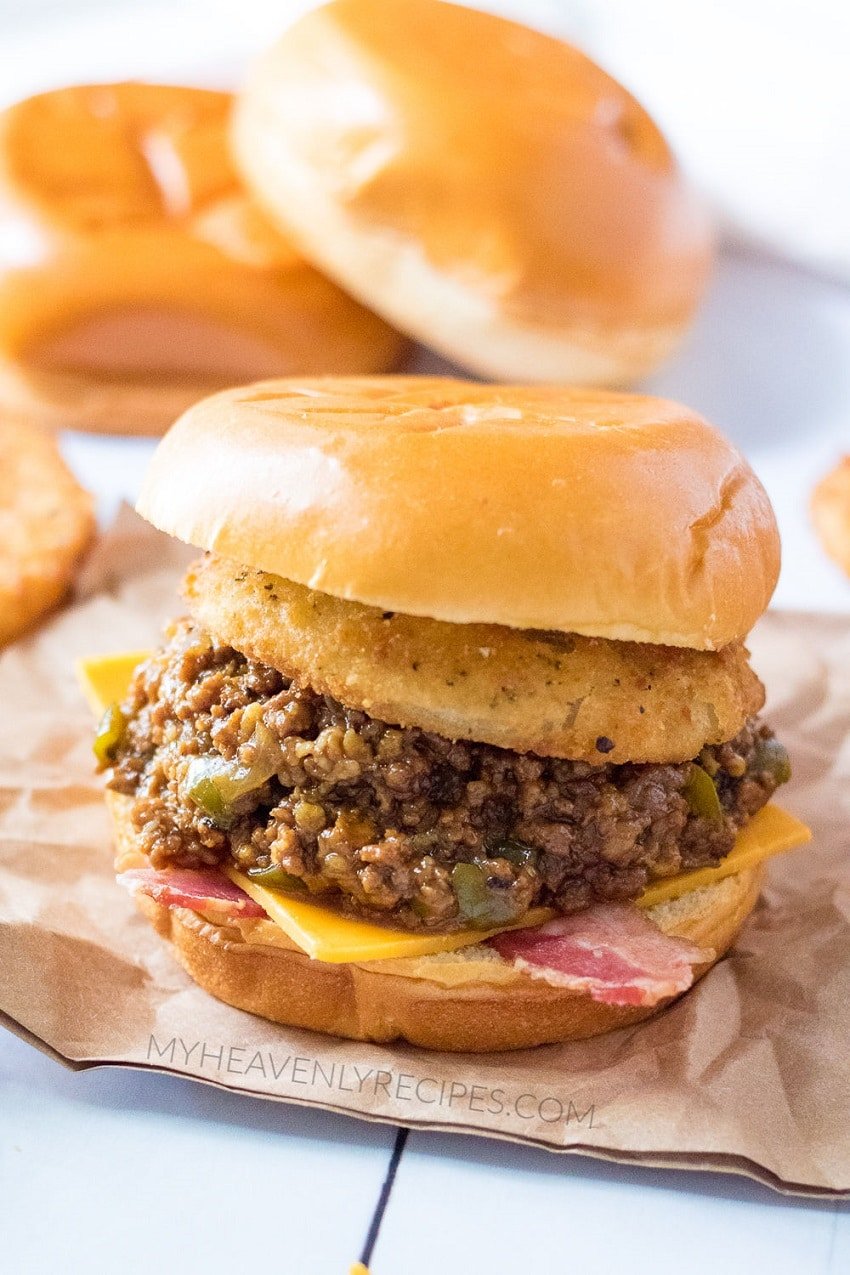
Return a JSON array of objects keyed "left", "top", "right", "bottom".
[{"left": 107, "top": 621, "right": 789, "bottom": 931}]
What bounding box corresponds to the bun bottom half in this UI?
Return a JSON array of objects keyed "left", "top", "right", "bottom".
[{"left": 112, "top": 799, "right": 763, "bottom": 1051}]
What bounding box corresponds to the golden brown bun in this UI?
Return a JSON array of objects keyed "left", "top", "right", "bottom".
[
  {"left": 0, "top": 83, "right": 406, "bottom": 435},
  {"left": 108, "top": 794, "right": 762, "bottom": 1051},
  {"left": 812, "top": 457, "right": 850, "bottom": 577},
  {"left": 138, "top": 376, "right": 780, "bottom": 649},
  {"left": 233, "top": 0, "right": 712, "bottom": 384},
  {"left": 0, "top": 417, "right": 94, "bottom": 645},
  {"left": 184, "top": 554, "right": 764, "bottom": 763}
]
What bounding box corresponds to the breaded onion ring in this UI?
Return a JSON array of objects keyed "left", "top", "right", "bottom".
[
  {"left": 0, "top": 418, "right": 94, "bottom": 645},
  {"left": 183, "top": 554, "right": 764, "bottom": 764}
]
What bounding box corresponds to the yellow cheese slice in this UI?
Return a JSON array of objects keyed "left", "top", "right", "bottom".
[
  {"left": 80, "top": 651, "right": 812, "bottom": 963},
  {"left": 226, "top": 866, "right": 554, "bottom": 964},
  {"left": 77, "top": 650, "right": 150, "bottom": 715}
]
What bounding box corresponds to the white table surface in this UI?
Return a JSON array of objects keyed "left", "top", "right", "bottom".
[{"left": 2, "top": 5, "right": 850, "bottom": 1273}]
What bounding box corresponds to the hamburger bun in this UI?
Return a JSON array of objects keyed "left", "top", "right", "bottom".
[
  {"left": 0, "top": 83, "right": 405, "bottom": 435},
  {"left": 109, "top": 792, "right": 763, "bottom": 1051},
  {"left": 812, "top": 456, "right": 850, "bottom": 577},
  {"left": 233, "top": 0, "right": 713, "bottom": 384},
  {"left": 137, "top": 376, "right": 781, "bottom": 650}
]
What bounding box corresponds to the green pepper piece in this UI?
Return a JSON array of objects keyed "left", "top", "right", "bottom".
[
  {"left": 185, "top": 757, "right": 252, "bottom": 829},
  {"left": 451, "top": 862, "right": 519, "bottom": 928},
  {"left": 752, "top": 737, "right": 792, "bottom": 786},
  {"left": 186, "top": 767, "right": 236, "bottom": 828},
  {"left": 93, "top": 703, "right": 127, "bottom": 767},
  {"left": 186, "top": 722, "right": 283, "bottom": 829},
  {"left": 246, "top": 864, "right": 308, "bottom": 893},
  {"left": 489, "top": 837, "right": 537, "bottom": 867},
  {"left": 684, "top": 763, "right": 723, "bottom": 822}
]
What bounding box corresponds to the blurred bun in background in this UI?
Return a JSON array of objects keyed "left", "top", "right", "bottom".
[
  {"left": 812, "top": 458, "right": 850, "bottom": 579},
  {"left": 0, "top": 82, "right": 406, "bottom": 435},
  {"left": 234, "top": 0, "right": 714, "bottom": 385}
]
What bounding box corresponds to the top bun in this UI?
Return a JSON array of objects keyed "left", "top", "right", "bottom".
[
  {"left": 233, "top": 0, "right": 712, "bottom": 385},
  {"left": 137, "top": 376, "right": 779, "bottom": 649}
]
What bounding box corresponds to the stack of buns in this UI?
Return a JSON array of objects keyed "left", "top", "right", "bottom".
[
  {"left": 0, "top": 0, "right": 714, "bottom": 436},
  {"left": 0, "top": 81, "right": 406, "bottom": 435}
]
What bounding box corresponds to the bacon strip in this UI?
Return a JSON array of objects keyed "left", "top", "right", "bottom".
[
  {"left": 117, "top": 868, "right": 266, "bottom": 919},
  {"left": 488, "top": 904, "right": 713, "bottom": 1007}
]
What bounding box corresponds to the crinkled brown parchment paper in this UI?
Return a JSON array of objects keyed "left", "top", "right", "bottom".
[{"left": 1, "top": 511, "right": 848, "bottom": 1197}]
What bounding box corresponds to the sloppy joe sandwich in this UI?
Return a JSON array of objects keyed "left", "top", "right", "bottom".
[
  {"left": 86, "top": 376, "right": 810, "bottom": 1050},
  {"left": 234, "top": 0, "right": 712, "bottom": 385},
  {"left": 0, "top": 84, "right": 405, "bottom": 435}
]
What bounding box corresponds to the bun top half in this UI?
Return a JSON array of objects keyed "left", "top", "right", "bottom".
[
  {"left": 233, "top": 0, "right": 713, "bottom": 384},
  {"left": 137, "top": 376, "right": 780, "bottom": 650}
]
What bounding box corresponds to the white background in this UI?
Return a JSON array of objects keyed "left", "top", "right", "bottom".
[{"left": 1, "top": 3, "right": 850, "bottom": 1272}]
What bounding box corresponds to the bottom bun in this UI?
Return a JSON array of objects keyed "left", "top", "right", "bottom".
[
  {"left": 110, "top": 796, "right": 762, "bottom": 1051},
  {"left": 0, "top": 361, "right": 231, "bottom": 436}
]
